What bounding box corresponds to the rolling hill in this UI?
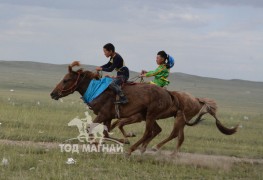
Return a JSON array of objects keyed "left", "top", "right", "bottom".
[{"left": 1, "top": 60, "right": 263, "bottom": 113}]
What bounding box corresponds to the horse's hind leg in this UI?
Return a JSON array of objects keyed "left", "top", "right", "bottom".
[
  {"left": 171, "top": 128, "right": 185, "bottom": 156},
  {"left": 140, "top": 121, "right": 162, "bottom": 153},
  {"left": 152, "top": 115, "right": 185, "bottom": 151},
  {"left": 172, "top": 113, "right": 187, "bottom": 156},
  {"left": 152, "top": 125, "right": 179, "bottom": 151}
]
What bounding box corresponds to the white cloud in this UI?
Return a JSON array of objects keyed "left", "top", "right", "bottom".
[{"left": 0, "top": 1, "right": 262, "bottom": 81}]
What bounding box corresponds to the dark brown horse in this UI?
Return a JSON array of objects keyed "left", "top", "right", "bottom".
[
  {"left": 50, "top": 61, "right": 181, "bottom": 155},
  {"left": 110, "top": 91, "right": 238, "bottom": 155}
]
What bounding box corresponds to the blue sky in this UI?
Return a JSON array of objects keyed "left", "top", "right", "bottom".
[{"left": 0, "top": 0, "right": 262, "bottom": 81}]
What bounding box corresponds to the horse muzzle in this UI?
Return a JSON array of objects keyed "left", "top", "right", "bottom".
[{"left": 50, "top": 92, "right": 60, "bottom": 100}]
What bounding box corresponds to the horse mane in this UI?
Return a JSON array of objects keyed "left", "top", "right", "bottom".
[
  {"left": 68, "top": 61, "right": 81, "bottom": 72},
  {"left": 68, "top": 61, "right": 99, "bottom": 80},
  {"left": 83, "top": 70, "right": 100, "bottom": 80}
]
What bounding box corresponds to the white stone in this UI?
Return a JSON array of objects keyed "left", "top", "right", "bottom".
[
  {"left": 243, "top": 116, "right": 249, "bottom": 120},
  {"left": 1, "top": 158, "right": 9, "bottom": 166},
  {"left": 66, "top": 158, "right": 76, "bottom": 165}
]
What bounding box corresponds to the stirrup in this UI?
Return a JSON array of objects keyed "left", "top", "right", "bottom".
[{"left": 114, "top": 99, "right": 128, "bottom": 104}]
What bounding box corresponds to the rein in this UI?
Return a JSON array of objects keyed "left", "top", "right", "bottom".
[
  {"left": 129, "top": 75, "right": 145, "bottom": 83},
  {"left": 97, "top": 70, "right": 103, "bottom": 78}
]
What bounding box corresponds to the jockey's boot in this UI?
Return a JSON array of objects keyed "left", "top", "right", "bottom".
[
  {"left": 109, "top": 83, "right": 128, "bottom": 104},
  {"left": 115, "top": 91, "right": 129, "bottom": 104}
]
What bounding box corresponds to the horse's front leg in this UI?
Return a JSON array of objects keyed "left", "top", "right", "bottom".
[
  {"left": 110, "top": 113, "right": 144, "bottom": 142},
  {"left": 96, "top": 117, "right": 130, "bottom": 144},
  {"left": 93, "top": 113, "right": 109, "bottom": 124},
  {"left": 104, "top": 118, "right": 134, "bottom": 144},
  {"left": 103, "top": 120, "right": 112, "bottom": 138}
]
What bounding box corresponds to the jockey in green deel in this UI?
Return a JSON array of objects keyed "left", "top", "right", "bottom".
[{"left": 140, "top": 51, "right": 172, "bottom": 87}]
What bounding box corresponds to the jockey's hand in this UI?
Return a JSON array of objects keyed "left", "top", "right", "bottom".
[
  {"left": 141, "top": 70, "right": 147, "bottom": 74},
  {"left": 96, "top": 67, "right": 102, "bottom": 71}
]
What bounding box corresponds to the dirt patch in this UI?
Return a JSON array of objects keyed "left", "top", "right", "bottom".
[
  {"left": 134, "top": 150, "right": 263, "bottom": 170},
  {"left": 1, "top": 139, "right": 262, "bottom": 169}
]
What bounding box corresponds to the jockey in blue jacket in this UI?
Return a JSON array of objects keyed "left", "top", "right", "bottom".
[{"left": 96, "top": 43, "right": 129, "bottom": 104}]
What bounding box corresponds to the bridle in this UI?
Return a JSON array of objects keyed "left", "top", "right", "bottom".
[{"left": 58, "top": 72, "right": 86, "bottom": 96}]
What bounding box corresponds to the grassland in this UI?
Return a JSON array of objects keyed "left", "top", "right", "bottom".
[{"left": 0, "top": 61, "right": 263, "bottom": 179}]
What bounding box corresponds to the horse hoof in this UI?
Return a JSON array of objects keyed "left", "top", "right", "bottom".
[
  {"left": 151, "top": 145, "right": 159, "bottom": 152},
  {"left": 140, "top": 147, "right": 146, "bottom": 154},
  {"left": 170, "top": 152, "right": 179, "bottom": 157},
  {"left": 124, "top": 151, "right": 131, "bottom": 158},
  {"left": 123, "top": 139, "right": 130, "bottom": 144},
  {"left": 127, "top": 132, "right": 136, "bottom": 137}
]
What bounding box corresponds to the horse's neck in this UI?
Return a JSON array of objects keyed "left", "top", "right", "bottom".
[{"left": 76, "top": 75, "right": 94, "bottom": 96}]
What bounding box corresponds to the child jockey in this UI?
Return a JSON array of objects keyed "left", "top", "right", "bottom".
[
  {"left": 96, "top": 43, "right": 129, "bottom": 104},
  {"left": 140, "top": 51, "right": 173, "bottom": 87}
]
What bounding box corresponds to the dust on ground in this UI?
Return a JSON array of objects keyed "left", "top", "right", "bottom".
[{"left": 1, "top": 139, "right": 262, "bottom": 170}]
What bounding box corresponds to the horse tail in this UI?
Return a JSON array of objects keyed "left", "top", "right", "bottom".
[
  {"left": 184, "top": 98, "right": 212, "bottom": 126},
  {"left": 185, "top": 98, "right": 238, "bottom": 135},
  {"left": 196, "top": 98, "right": 238, "bottom": 135},
  {"left": 213, "top": 115, "right": 238, "bottom": 135},
  {"left": 185, "top": 111, "right": 206, "bottom": 126},
  {"left": 198, "top": 97, "right": 218, "bottom": 114}
]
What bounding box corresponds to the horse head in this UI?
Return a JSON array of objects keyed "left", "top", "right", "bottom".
[{"left": 50, "top": 61, "right": 100, "bottom": 100}]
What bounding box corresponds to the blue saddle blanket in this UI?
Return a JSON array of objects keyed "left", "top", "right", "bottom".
[{"left": 82, "top": 77, "right": 113, "bottom": 104}]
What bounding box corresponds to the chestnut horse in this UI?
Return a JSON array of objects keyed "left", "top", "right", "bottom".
[
  {"left": 110, "top": 91, "right": 238, "bottom": 155},
  {"left": 50, "top": 61, "right": 182, "bottom": 155}
]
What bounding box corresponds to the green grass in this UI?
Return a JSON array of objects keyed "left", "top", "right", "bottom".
[
  {"left": 0, "top": 61, "right": 263, "bottom": 179},
  {"left": 1, "top": 144, "right": 263, "bottom": 180},
  {"left": 0, "top": 90, "right": 262, "bottom": 158}
]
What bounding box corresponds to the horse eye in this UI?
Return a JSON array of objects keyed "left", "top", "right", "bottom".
[{"left": 63, "top": 79, "right": 71, "bottom": 83}]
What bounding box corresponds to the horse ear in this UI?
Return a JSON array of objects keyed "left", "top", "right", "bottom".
[
  {"left": 68, "top": 66, "right": 72, "bottom": 72},
  {"left": 68, "top": 61, "right": 80, "bottom": 72},
  {"left": 76, "top": 68, "right": 84, "bottom": 73}
]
